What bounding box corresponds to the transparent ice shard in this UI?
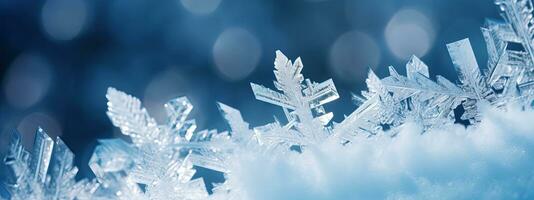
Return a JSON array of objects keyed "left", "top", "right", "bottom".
[
  {"left": 447, "top": 39, "right": 488, "bottom": 99},
  {"left": 89, "top": 139, "right": 136, "bottom": 183},
  {"left": 30, "top": 127, "right": 54, "bottom": 184},
  {"left": 406, "top": 55, "right": 430, "bottom": 79}
]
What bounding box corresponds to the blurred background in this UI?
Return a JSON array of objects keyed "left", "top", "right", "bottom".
[{"left": 0, "top": 0, "right": 500, "bottom": 190}]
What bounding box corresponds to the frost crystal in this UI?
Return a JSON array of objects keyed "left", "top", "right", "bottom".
[
  {"left": 3, "top": 0, "right": 534, "bottom": 199},
  {"left": 1, "top": 128, "right": 97, "bottom": 200},
  {"left": 334, "top": 3, "right": 534, "bottom": 138},
  {"left": 88, "top": 88, "right": 210, "bottom": 199},
  {"left": 333, "top": 52, "right": 475, "bottom": 139},
  {"left": 251, "top": 50, "right": 339, "bottom": 149}
]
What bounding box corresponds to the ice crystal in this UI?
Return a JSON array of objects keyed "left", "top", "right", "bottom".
[
  {"left": 250, "top": 50, "right": 339, "bottom": 149},
  {"left": 333, "top": 50, "right": 476, "bottom": 139},
  {"left": 1, "top": 128, "right": 97, "bottom": 200},
  {"left": 87, "top": 88, "right": 211, "bottom": 199}
]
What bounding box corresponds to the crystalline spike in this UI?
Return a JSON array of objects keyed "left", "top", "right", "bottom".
[
  {"left": 293, "top": 57, "right": 304, "bottom": 77},
  {"left": 217, "top": 102, "right": 251, "bottom": 141},
  {"left": 47, "top": 137, "right": 75, "bottom": 199},
  {"left": 181, "top": 120, "right": 198, "bottom": 142},
  {"left": 366, "top": 69, "right": 381, "bottom": 91},
  {"left": 306, "top": 79, "right": 339, "bottom": 109},
  {"left": 273, "top": 51, "right": 304, "bottom": 87},
  {"left": 274, "top": 50, "right": 290, "bottom": 71},
  {"left": 481, "top": 21, "right": 509, "bottom": 72},
  {"left": 406, "top": 55, "right": 430, "bottom": 79},
  {"left": 30, "top": 127, "right": 54, "bottom": 184},
  {"left": 388, "top": 66, "right": 401, "bottom": 78},
  {"left": 3, "top": 130, "right": 28, "bottom": 187},
  {"left": 4, "top": 130, "right": 25, "bottom": 166},
  {"left": 165, "top": 97, "right": 195, "bottom": 135},
  {"left": 165, "top": 97, "right": 193, "bottom": 119},
  {"left": 447, "top": 38, "right": 488, "bottom": 99},
  {"left": 363, "top": 69, "right": 384, "bottom": 99},
  {"left": 250, "top": 83, "right": 295, "bottom": 110}
]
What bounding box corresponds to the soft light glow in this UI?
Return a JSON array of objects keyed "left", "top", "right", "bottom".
[
  {"left": 329, "top": 31, "right": 380, "bottom": 83},
  {"left": 3, "top": 53, "right": 53, "bottom": 109},
  {"left": 41, "top": 0, "right": 87, "bottom": 41},
  {"left": 143, "top": 68, "right": 189, "bottom": 123},
  {"left": 385, "top": 9, "right": 435, "bottom": 60},
  {"left": 213, "top": 28, "right": 261, "bottom": 81},
  {"left": 180, "top": 0, "right": 222, "bottom": 15}
]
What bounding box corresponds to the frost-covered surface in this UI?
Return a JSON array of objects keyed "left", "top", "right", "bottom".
[
  {"left": 225, "top": 106, "right": 534, "bottom": 200},
  {"left": 2, "top": 0, "right": 534, "bottom": 199}
]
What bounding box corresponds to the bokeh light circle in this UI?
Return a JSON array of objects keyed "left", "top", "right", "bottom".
[
  {"left": 41, "top": 0, "right": 87, "bottom": 41},
  {"left": 3, "top": 53, "right": 53, "bottom": 109},
  {"left": 329, "top": 31, "right": 380, "bottom": 83},
  {"left": 180, "top": 0, "right": 222, "bottom": 15},
  {"left": 143, "top": 68, "right": 189, "bottom": 123},
  {"left": 213, "top": 28, "right": 261, "bottom": 81},
  {"left": 385, "top": 9, "right": 435, "bottom": 60}
]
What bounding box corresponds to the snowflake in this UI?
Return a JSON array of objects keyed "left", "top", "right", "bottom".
[
  {"left": 87, "top": 88, "right": 211, "bottom": 199},
  {"left": 250, "top": 51, "right": 339, "bottom": 149}
]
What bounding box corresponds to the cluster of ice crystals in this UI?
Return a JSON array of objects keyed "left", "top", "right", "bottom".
[
  {"left": 3, "top": 0, "right": 534, "bottom": 199},
  {"left": 86, "top": 88, "right": 212, "bottom": 199},
  {"left": 1, "top": 128, "right": 97, "bottom": 200},
  {"left": 334, "top": 0, "right": 534, "bottom": 139}
]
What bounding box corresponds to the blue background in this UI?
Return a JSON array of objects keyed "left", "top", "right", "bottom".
[{"left": 0, "top": 0, "right": 500, "bottom": 189}]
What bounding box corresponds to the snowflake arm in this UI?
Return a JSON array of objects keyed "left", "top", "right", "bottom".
[{"left": 106, "top": 87, "right": 160, "bottom": 146}]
